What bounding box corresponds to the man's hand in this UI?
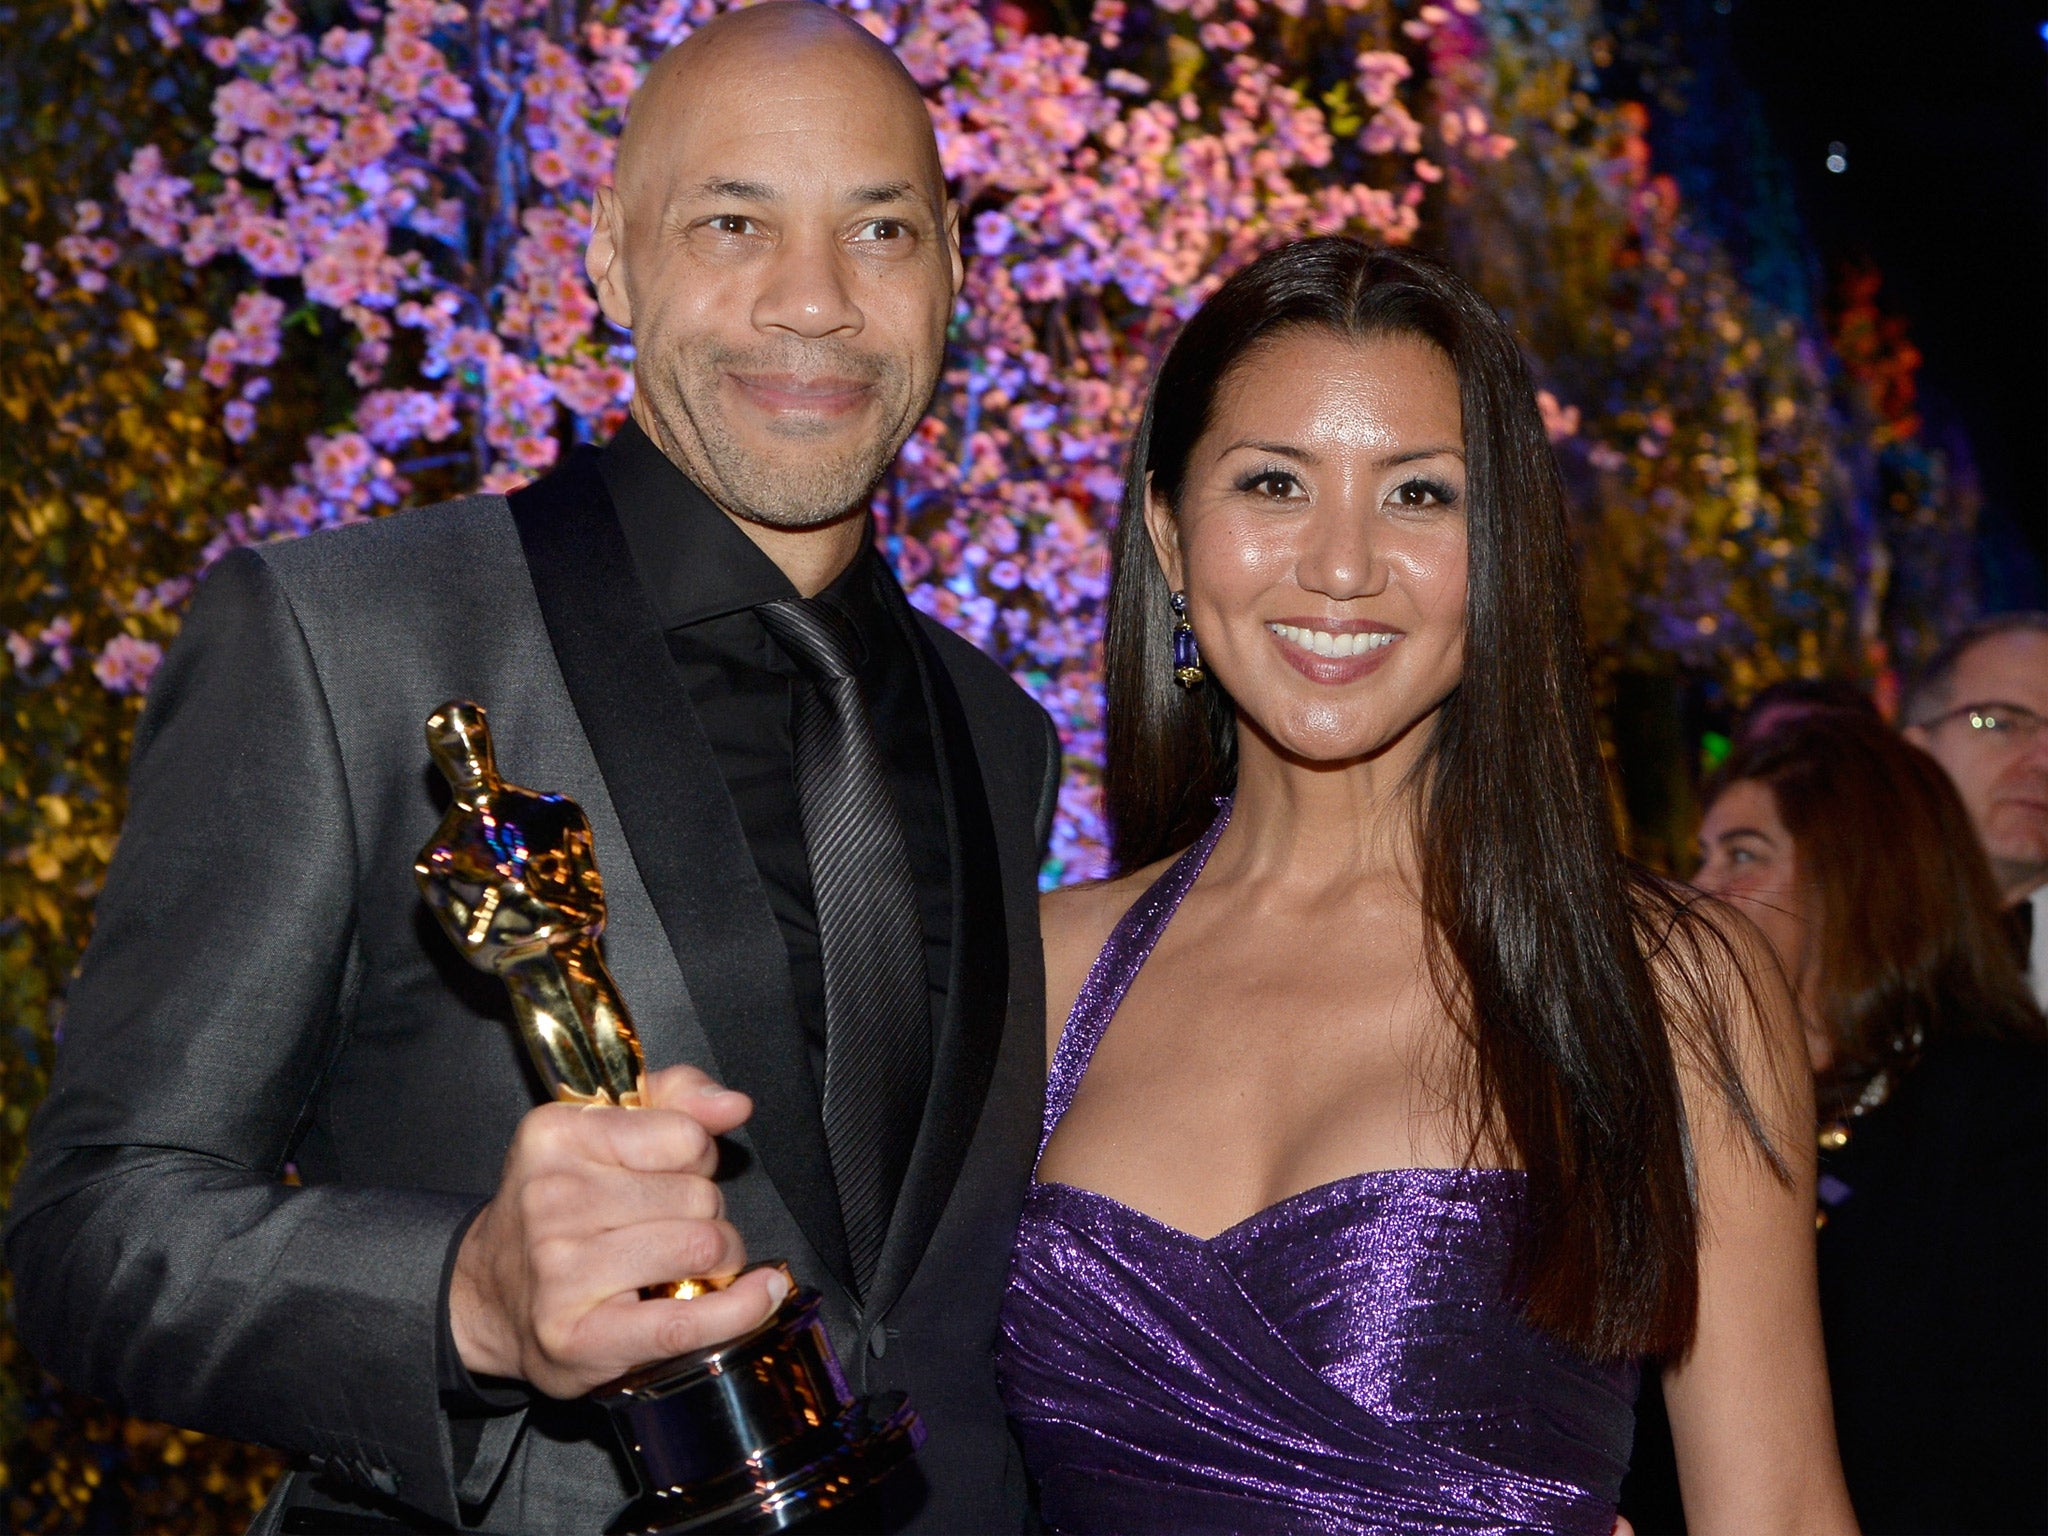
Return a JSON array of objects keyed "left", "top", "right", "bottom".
[{"left": 449, "top": 1065, "right": 790, "bottom": 1398}]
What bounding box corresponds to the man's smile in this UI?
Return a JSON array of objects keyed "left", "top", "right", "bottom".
[{"left": 726, "top": 369, "right": 875, "bottom": 420}]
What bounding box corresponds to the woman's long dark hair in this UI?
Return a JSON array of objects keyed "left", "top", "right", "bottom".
[
  {"left": 1104, "top": 237, "right": 1759, "bottom": 1360},
  {"left": 1717, "top": 713, "right": 2044, "bottom": 1109}
]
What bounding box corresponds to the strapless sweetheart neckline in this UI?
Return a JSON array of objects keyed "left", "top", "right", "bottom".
[{"left": 1033, "top": 1166, "right": 1526, "bottom": 1245}]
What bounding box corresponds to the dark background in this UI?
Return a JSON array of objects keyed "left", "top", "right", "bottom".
[{"left": 1706, "top": 0, "right": 2046, "bottom": 607}]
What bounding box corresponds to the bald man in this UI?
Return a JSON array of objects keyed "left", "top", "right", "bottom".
[{"left": 5, "top": 8, "right": 1058, "bottom": 1533}]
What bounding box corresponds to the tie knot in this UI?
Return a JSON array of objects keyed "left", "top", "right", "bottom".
[{"left": 757, "top": 597, "right": 863, "bottom": 682}]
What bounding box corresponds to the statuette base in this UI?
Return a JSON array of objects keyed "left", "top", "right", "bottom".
[{"left": 599, "top": 1282, "right": 924, "bottom": 1535}]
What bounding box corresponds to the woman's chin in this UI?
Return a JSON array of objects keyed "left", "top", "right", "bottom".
[{"left": 1239, "top": 713, "right": 1417, "bottom": 771}]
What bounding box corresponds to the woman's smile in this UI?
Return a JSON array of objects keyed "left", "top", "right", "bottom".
[{"left": 1265, "top": 621, "right": 1403, "bottom": 681}]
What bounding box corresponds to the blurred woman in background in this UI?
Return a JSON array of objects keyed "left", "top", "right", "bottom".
[{"left": 1694, "top": 711, "right": 2046, "bottom": 1534}]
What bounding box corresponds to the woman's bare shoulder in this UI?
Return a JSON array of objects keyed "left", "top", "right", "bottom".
[
  {"left": 1038, "top": 857, "right": 1177, "bottom": 1046},
  {"left": 1041, "top": 863, "right": 1160, "bottom": 972},
  {"left": 1631, "top": 875, "right": 1810, "bottom": 1158},
  {"left": 1629, "top": 875, "right": 1788, "bottom": 1008}
]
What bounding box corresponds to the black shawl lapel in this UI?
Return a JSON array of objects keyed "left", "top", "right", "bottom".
[
  {"left": 507, "top": 449, "right": 853, "bottom": 1289},
  {"left": 865, "top": 569, "right": 1011, "bottom": 1318}
]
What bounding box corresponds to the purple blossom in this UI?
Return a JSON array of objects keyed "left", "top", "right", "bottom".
[
  {"left": 93, "top": 635, "right": 164, "bottom": 695},
  {"left": 96, "top": 0, "right": 1500, "bottom": 882}
]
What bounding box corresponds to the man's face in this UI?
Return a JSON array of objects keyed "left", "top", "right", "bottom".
[
  {"left": 588, "top": 38, "right": 961, "bottom": 530},
  {"left": 1905, "top": 629, "right": 2048, "bottom": 900}
]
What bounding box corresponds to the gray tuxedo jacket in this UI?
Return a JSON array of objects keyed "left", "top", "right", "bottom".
[{"left": 4, "top": 449, "right": 1059, "bottom": 1533}]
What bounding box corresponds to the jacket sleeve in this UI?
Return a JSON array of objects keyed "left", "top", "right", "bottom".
[{"left": 3, "top": 546, "right": 506, "bottom": 1528}]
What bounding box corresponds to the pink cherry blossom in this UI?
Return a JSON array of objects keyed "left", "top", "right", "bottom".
[
  {"left": 1536, "top": 390, "right": 1581, "bottom": 443},
  {"left": 89, "top": 0, "right": 1516, "bottom": 879},
  {"left": 93, "top": 635, "right": 166, "bottom": 695}
]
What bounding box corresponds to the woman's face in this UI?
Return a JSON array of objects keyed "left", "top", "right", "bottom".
[
  {"left": 1148, "top": 327, "right": 1469, "bottom": 767},
  {"left": 1695, "top": 778, "right": 1830, "bottom": 1069}
]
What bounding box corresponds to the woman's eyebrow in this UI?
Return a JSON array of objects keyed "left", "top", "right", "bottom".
[
  {"left": 1379, "top": 445, "right": 1465, "bottom": 467},
  {"left": 1215, "top": 441, "right": 1466, "bottom": 466},
  {"left": 1219, "top": 438, "right": 1317, "bottom": 463}
]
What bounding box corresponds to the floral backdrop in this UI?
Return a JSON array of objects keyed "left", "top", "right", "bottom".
[{"left": 0, "top": 0, "right": 1967, "bottom": 1525}]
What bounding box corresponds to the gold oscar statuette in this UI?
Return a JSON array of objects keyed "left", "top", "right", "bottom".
[{"left": 415, "top": 700, "right": 922, "bottom": 1534}]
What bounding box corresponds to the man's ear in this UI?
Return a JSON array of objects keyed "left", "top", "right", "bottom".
[
  {"left": 586, "top": 183, "right": 633, "bottom": 330},
  {"left": 943, "top": 197, "right": 965, "bottom": 299},
  {"left": 1142, "top": 477, "right": 1186, "bottom": 592}
]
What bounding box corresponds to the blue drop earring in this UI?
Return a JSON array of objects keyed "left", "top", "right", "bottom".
[{"left": 1170, "top": 590, "right": 1204, "bottom": 689}]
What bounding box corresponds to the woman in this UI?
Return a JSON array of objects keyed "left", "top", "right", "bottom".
[
  {"left": 993, "top": 239, "right": 1856, "bottom": 1534},
  {"left": 1691, "top": 712, "right": 2047, "bottom": 1533}
]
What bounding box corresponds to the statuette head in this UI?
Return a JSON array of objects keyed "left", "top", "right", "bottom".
[{"left": 426, "top": 699, "right": 498, "bottom": 807}]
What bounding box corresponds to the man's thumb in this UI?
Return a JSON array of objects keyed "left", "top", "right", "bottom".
[{"left": 643, "top": 1063, "right": 753, "bottom": 1133}]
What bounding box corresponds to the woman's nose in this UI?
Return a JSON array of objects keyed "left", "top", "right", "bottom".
[{"left": 1294, "top": 503, "right": 1387, "bottom": 600}]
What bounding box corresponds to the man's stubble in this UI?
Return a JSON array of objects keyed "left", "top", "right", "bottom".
[{"left": 639, "top": 337, "right": 941, "bottom": 532}]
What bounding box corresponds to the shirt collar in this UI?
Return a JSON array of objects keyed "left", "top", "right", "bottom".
[{"left": 600, "top": 416, "right": 878, "bottom": 633}]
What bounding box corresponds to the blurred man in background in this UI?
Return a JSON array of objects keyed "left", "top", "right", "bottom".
[{"left": 1902, "top": 613, "right": 2048, "bottom": 1009}]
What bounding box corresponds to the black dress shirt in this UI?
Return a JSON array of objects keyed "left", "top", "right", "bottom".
[{"left": 598, "top": 419, "right": 954, "bottom": 1093}]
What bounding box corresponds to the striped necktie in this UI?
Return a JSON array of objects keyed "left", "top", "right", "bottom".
[{"left": 756, "top": 596, "right": 931, "bottom": 1295}]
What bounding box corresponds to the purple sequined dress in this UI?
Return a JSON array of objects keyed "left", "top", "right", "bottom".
[{"left": 995, "top": 807, "right": 1637, "bottom": 1534}]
